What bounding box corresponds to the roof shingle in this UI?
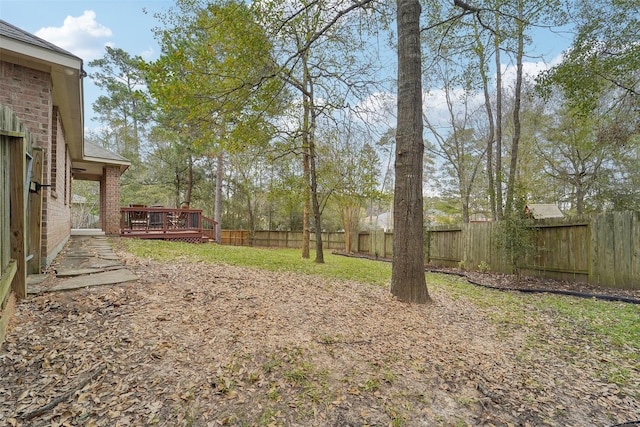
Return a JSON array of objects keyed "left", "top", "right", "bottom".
[{"left": 0, "top": 19, "right": 80, "bottom": 59}]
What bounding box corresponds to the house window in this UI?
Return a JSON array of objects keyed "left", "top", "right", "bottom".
[
  {"left": 64, "top": 146, "right": 68, "bottom": 205},
  {"left": 50, "top": 107, "right": 58, "bottom": 199}
]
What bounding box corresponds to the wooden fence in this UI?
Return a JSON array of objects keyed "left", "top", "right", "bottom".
[
  {"left": 220, "top": 230, "right": 251, "bottom": 246},
  {"left": 356, "top": 231, "right": 394, "bottom": 259},
  {"left": 226, "top": 230, "right": 347, "bottom": 249},
  {"left": 426, "top": 211, "right": 639, "bottom": 290},
  {"left": 426, "top": 220, "right": 592, "bottom": 281},
  {"left": 222, "top": 211, "right": 640, "bottom": 290}
]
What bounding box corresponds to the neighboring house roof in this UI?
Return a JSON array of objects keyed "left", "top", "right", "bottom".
[
  {"left": 0, "top": 19, "right": 84, "bottom": 160},
  {"left": 525, "top": 204, "right": 564, "bottom": 219},
  {"left": 469, "top": 212, "right": 490, "bottom": 222}
]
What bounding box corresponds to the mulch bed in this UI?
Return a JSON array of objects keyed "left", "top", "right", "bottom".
[
  {"left": 338, "top": 251, "right": 640, "bottom": 303},
  {"left": 427, "top": 266, "right": 640, "bottom": 303}
]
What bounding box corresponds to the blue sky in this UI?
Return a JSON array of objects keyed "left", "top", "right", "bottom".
[
  {"left": 1, "top": 0, "right": 172, "bottom": 128},
  {"left": 1, "top": 1, "right": 573, "bottom": 132}
]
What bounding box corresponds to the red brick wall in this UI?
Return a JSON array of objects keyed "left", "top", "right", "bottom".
[
  {"left": 0, "top": 61, "right": 52, "bottom": 148},
  {"left": 44, "top": 109, "right": 72, "bottom": 260},
  {"left": 0, "top": 60, "right": 70, "bottom": 267},
  {"left": 101, "top": 166, "right": 121, "bottom": 235}
]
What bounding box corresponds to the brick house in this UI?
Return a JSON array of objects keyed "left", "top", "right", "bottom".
[{"left": 0, "top": 20, "right": 129, "bottom": 340}]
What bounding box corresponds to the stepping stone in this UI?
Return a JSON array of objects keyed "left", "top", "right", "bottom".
[
  {"left": 27, "top": 274, "right": 48, "bottom": 285},
  {"left": 56, "top": 268, "right": 106, "bottom": 277},
  {"left": 30, "top": 269, "right": 138, "bottom": 294}
]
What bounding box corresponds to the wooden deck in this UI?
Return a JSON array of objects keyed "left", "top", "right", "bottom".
[{"left": 120, "top": 206, "right": 216, "bottom": 243}]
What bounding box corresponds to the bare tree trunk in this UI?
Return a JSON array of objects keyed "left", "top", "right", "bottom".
[
  {"left": 132, "top": 97, "right": 140, "bottom": 161},
  {"left": 301, "top": 52, "right": 311, "bottom": 259},
  {"left": 185, "top": 155, "right": 193, "bottom": 206},
  {"left": 505, "top": 2, "right": 524, "bottom": 216},
  {"left": 246, "top": 195, "right": 254, "bottom": 234},
  {"left": 308, "top": 93, "right": 324, "bottom": 264},
  {"left": 340, "top": 205, "right": 360, "bottom": 253},
  {"left": 462, "top": 191, "right": 470, "bottom": 223},
  {"left": 575, "top": 181, "right": 585, "bottom": 215},
  {"left": 494, "top": 11, "right": 504, "bottom": 220},
  {"left": 174, "top": 172, "right": 181, "bottom": 208},
  {"left": 476, "top": 26, "right": 497, "bottom": 220},
  {"left": 302, "top": 134, "right": 311, "bottom": 259},
  {"left": 215, "top": 153, "right": 223, "bottom": 244},
  {"left": 391, "top": 0, "right": 430, "bottom": 304}
]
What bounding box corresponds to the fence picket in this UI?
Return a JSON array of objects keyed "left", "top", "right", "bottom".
[{"left": 223, "top": 211, "right": 639, "bottom": 290}]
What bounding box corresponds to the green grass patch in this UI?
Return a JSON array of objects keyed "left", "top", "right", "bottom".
[{"left": 121, "top": 239, "right": 392, "bottom": 286}]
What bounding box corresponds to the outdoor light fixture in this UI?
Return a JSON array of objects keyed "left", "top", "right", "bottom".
[{"left": 29, "top": 181, "right": 52, "bottom": 193}]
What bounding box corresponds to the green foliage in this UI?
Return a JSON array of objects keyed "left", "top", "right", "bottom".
[
  {"left": 493, "top": 195, "right": 536, "bottom": 279},
  {"left": 265, "top": 156, "right": 306, "bottom": 231},
  {"left": 534, "top": 91, "right": 640, "bottom": 214},
  {"left": 477, "top": 261, "right": 489, "bottom": 273},
  {"left": 318, "top": 123, "right": 384, "bottom": 246},
  {"left": 537, "top": 0, "right": 639, "bottom": 115},
  {"left": 146, "top": 0, "right": 288, "bottom": 152}
]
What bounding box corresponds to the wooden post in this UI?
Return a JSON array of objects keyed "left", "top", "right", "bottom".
[
  {"left": 0, "top": 261, "right": 17, "bottom": 343},
  {"left": 28, "top": 147, "right": 43, "bottom": 274},
  {"left": 10, "top": 136, "right": 26, "bottom": 299}
]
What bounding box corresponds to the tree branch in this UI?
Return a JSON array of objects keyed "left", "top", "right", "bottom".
[{"left": 21, "top": 364, "right": 106, "bottom": 421}]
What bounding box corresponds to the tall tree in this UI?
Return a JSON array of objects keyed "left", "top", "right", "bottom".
[
  {"left": 535, "top": 0, "right": 639, "bottom": 212},
  {"left": 423, "top": 60, "right": 487, "bottom": 223},
  {"left": 503, "top": 0, "right": 524, "bottom": 216},
  {"left": 473, "top": 22, "right": 498, "bottom": 220},
  {"left": 536, "top": 96, "right": 638, "bottom": 214},
  {"left": 493, "top": 8, "right": 504, "bottom": 220},
  {"left": 392, "top": 0, "right": 430, "bottom": 303},
  {"left": 146, "top": 125, "right": 200, "bottom": 208},
  {"left": 319, "top": 121, "right": 381, "bottom": 252},
  {"left": 255, "top": 0, "right": 384, "bottom": 263},
  {"left": 146, "top": 0, "right": 287, "bottom": 237},
  {"left": 453, "top": 0, "right": 567, "bottom": 217},
  {"left": 89, "top": 46, "right": 151, "bottom": 161}
]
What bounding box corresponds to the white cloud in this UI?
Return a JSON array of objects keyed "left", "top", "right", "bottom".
[
  {"left": 500, "top": 53, "right": 564, "bottom": 88},
  {"left": 35, "top": 10, "right": 112, "bottom": 61},
  {"left": 140, "top": 47, "right": 155, "bottom": 60},
  {"left": 422, "top": 88, "right": 486, "bottom": 141},
  {"left": 350, "top": 91, "right": 397, "bottom": 129}
]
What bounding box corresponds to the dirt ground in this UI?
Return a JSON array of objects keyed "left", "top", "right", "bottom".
[{"left": 1, "top": 248, "right": 639, "bottom": 426}]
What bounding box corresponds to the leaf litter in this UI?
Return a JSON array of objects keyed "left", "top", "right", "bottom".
[{"left": 1, "top": 251, "right": 638, "bottom": 426}]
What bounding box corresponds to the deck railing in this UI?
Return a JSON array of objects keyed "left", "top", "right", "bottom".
[
  {"left": 202, "top": 215, "right": 217, "bottom": 241},
  {"left": 120, "top": 206, "right": 217, "bottom": 242}
]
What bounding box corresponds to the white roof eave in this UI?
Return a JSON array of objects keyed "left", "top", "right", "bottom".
[{"left": 1, "top": 35, "right": 84, "bottom": 160}]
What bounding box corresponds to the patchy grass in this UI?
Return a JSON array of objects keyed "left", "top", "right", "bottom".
[
  {"left": 120, "top": 238, "right": 640, "bottom": 395},
  {"left": 121, "top": 239, "right": 392, "bottom": 287},
  {"left": 429, "top": 274, "right": 640, "bottom": 393}
]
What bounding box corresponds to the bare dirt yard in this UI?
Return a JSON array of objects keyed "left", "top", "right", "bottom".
[{"left": 1, "top": 250, "right": 639, "bottom": 426}]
